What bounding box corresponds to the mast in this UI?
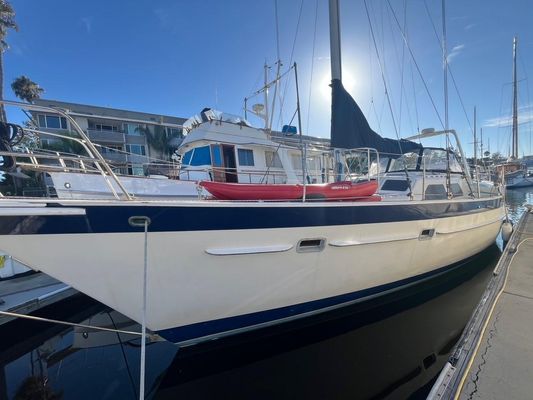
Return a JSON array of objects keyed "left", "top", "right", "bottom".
[
  {"left": 329, "top": 0, "right": 343, "bottom": 181},
  {"left": 264, "top": 62, "right": 270, "bottom": 130},
  {"left": 473, "top": 106, "right": 477, "bottom": 165},
  {"left": 442, "top": 0, "right": 452, "bottom": 197},
  {"left": 329, "top": 0, "right": 342, "bottom": 82},
  {"left": 512, "top": 36, "right": 518, "bottom": 159}
]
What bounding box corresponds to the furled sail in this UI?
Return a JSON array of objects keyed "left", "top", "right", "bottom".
[{"left": 330, "top": 79, "right": 421, "bottom": 155}]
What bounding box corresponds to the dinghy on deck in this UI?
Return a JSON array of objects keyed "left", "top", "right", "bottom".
[{"left": 199, "top": 180, "right": 379, "bottom": 201}]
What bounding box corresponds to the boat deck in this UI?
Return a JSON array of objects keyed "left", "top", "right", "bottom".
[
  {"left": 428, "top": 205, "right": 533, "bottom": 399},
  {"left": 0, "top": 272, "right": 77, "bottom": 325}
]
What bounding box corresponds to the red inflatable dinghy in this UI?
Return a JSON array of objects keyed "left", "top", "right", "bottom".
[{"left": 199, "top": 180, "right": 379, "bottom": 201}]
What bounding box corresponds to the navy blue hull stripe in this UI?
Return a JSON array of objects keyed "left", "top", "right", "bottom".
[
  {"left": 157, "top": 254, "right": 478, "bottom": 344},
  {"left": 0, "top": 199, "right": 500, "bottom": 235}
]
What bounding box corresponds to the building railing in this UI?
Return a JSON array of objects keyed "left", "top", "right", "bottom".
[{"left": 86, "top": 129, "right": 125, "bottom": 143}]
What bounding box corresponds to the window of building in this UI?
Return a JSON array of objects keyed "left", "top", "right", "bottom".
[
  {"left": 37, "top": 114, "right": 67, "bottom": 129},
  {"left": 100, "top": 145, "right": 123, "bottom": 154},
  {"left": 238, "top": 149, "right": 254, "bottom": 166},
  {"left": 93, "top": 123, "right": 118, "bottom": 132},
  {"left": 124, "top": 123, "right": 143, "bottom": 135},
  {"left": 166, "top": 127, "right": 182, "bottom": 136},
  {"left": 126, "top": 144, "right": 146, "bottom": 156},
  {"left": 265, "top": 151, "right": 282, "bottom": 168},
  {"left": 190, "top": 146, "right": 211, "bottom": 166}
]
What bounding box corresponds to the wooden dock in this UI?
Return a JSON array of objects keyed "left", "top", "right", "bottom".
[
  {"left": 428, "top": 206, "right": 533, "bottom": 399},
  {"left": 0, "top": 272, "right": 77, "bottom": 325}
]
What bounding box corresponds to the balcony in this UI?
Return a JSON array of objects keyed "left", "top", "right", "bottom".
[
  {"left": 87, "top": 129, "right": 125, "bottom": 144},
  {"left": 101, "top": 152, "right": 128, "bottom": 164}
]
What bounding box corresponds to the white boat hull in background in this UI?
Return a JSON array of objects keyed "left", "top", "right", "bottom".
[{"left": 46, "top": 171, "right": 203, "bottom": 199}]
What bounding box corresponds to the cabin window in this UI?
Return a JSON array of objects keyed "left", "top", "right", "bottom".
[
  {"left": 182, "top": 149, "right": 193, "bottom": 165},
  {"left": 425, "top": 184, "right": 447, "bottom": 200},
  {"left": 190, "top": 145, "right": 211, "bottom": 166},
  {"left": 381, "top": 179, "right": 409, "bottom": 191},
  {"left": 265, "top": 151, "right": 283, "bottom": 168},
  {"left": 451, "top": 183, "right": 463, "bottom": 197},
  {"left": 237, "top": 149, "right": 255, "bottom": 166}
]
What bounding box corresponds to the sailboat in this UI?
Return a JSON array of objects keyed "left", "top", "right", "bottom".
[
  {"left": 0, "top": 0, "right": 504, "bottom": 345},
  {"left": 497, "top": 37, "right": 533, "bottom": 189}
]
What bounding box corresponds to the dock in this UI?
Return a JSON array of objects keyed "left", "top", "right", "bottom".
[
  {"left": 428, "top": 205, "right": 533, "bottom": 399},
  {"left": 0, "top": 272, "right": 77, "bottom": 325}
]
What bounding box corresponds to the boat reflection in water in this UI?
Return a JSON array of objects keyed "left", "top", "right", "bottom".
[{"left": 0, "top": 244, "right": 500, "bottom": 400}]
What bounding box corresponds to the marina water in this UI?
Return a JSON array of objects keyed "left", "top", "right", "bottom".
[{"left": 0, "top": 188, "right": 531, "bottom": 400}]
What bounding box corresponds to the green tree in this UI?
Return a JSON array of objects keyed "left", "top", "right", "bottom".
[
  {"left": 0, "top": 0, "right": 17, "bottom": 122},
  {"left": 137, "top": 125, "right": 182, "bottom": 159},
  {"left": 11, "top": 75, "right": 44, "bottom": 103}
]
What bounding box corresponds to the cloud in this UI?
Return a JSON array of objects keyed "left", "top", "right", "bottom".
[
  {"left": 80, "top": 17, "right": 92, "bottom": 34},
  {"left": 464, "top": 23, "right": 476, "bottom": 31},
  {"left": 484, "top": 104, "right": 533, "bottom": 127},
  {"left": 447, "top": 44, "right": 465, "bottom": 63}
]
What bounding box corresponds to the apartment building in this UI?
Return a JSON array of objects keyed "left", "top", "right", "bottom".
[{"left": 30, "top": 99, "right": 186, "bottom": 175}]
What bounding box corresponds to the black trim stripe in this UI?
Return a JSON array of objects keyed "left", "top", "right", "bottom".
[{"left": 0, "top": 198, "right": 501, "bottom": 235}]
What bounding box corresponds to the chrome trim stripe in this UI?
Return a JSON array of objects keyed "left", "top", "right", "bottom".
[{"left": 205, "top": 244, "right": 293, "bottom": 256}]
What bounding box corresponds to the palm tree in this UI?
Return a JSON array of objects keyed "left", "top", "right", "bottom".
[
  {"left": 136, "top": 125, "right": 182, "bottom": 159},
  {"left": 11, "top": 75, "right": 44, "bottom": 103},
  {"left": 0, "top": 0, "right": 17, "bottom": 122}
]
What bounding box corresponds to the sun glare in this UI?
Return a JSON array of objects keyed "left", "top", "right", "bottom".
[{"left": 319, "top": 70, "right": 357, "bottom": 101}]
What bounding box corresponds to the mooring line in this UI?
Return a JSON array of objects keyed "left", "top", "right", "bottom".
[{"left": 0, "top": 309, "right": 153, "bottom": 337}]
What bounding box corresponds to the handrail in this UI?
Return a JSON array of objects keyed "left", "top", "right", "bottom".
[{"left": 0, "top": 100, "right": 132, "bottom": 200}]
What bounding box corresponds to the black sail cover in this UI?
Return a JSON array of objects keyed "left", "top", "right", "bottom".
[{"left": 330, "top": 79, "right": 421, "bottom": 155}]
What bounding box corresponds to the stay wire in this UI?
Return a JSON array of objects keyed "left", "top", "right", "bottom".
[
  {"left": 385, "top": 0, "right": 444, "bottom": 130},
  {"left": 277, "top": 0, "right": 304, "bottom": 129},
  {"left": 306, "top": 0, "right": 319, "bottom": 135},
  {"left": 363, "top": 0, "right": 401, "bottom": 150},
  {"left": 423, "top": 0, "right": 473, "bottom": 136}
]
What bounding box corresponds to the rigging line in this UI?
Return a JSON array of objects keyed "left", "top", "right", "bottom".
[
  {"left": 385, "top": 0, "right": 444, "bottom": 130},
  {"left": 306, "top": 0, "right": 319, "bottom": 135},
  {"left": 410, "top": 59, "right": 420, "bottom": 132},
  {"left": 398, "top": 0, "right": 416, "bottom": 136},
  {"left": 277, "top": 0, "right": 305, "bottom": 129},
  {"left": 363, "top": 0, "right": 401, "bottom": 144},
  {"left": 518, "top": 52, "right": 532, "bottom": 155},
  {"left": 274, "top": 0, "right": 281, "bottom": 62},
  {"left": 423, "top": 0, "right": 473, "bottom": 136}
]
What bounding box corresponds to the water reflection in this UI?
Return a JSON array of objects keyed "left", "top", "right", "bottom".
[
  {"left": 0, "top": 246, "right": 500, "bottom": 400},
  {"left": 505, "top": 188, "right": 533, "bottom": 222}
]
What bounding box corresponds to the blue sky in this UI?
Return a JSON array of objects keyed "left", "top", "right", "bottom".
[{"left": 5, "top": 0, "right": 533, "bottom": 157}]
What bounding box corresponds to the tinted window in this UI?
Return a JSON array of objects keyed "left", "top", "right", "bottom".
[
  {"left": 425, "top": 184, "right": 447, "bottom": 200},
  {"left": 238, "top": 149, "right": 254, "bottom": 166},
  {"left": 451, "top": 183, "right": 463, "bottom": 196},
  {"left": 190, "top": 146, "right": 211, "bottom": 166},
  {"left": 211, "top": 145, "right": 222, "bottom": 166},
  {"left": 45, "top": 115, "right": 61, "bottom": 129},
  {"left": 381, "top": 180, "right": 409, "bottom": 191},
  {"left": 60, "top": 117, "right": 68, "bottom": 129},
  {"left": 182, "top": 150, "right": 193, "bottom": 165},
  {"left": 38, "top": 115, "right": 46, "bottom": 127}
]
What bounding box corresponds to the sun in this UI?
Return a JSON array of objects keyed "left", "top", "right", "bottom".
[{"left": 319, "top": 70, "right": 357, "bottom": 101}]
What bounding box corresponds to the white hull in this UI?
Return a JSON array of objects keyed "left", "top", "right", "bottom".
[{"left": 0, "top": 199, "right": 503, "bottom": 343}]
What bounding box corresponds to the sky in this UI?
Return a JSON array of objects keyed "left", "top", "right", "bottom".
[{"left": 5, "top": 0, "right": 533, "bottom": 157}]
